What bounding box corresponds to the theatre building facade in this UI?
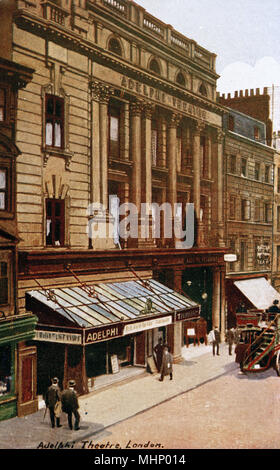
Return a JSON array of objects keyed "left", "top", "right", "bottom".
[{"left": 2, "top": 0, "right": 226, "bottom": 399}]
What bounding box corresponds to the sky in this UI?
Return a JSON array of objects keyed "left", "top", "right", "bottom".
[{"left": 135, "top": 0, "right": 280, "bottom": 95}]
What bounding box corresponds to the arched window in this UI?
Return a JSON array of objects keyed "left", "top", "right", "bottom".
[
  {"left": 199, "top": 83, "right": 207, "bottom": 97},
  {"left": 149, "top": 58, "right": 161, "bottom": 75},
  {"left": 108, "top": 38, "right": 122, "bottom": 57},
  {"left": 176, "top": 72, "right": 186, "bottom": 87}
]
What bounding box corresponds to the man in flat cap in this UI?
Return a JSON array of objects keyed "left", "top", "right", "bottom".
[
  {"left": 44, "top": 377, "right": 62, "bottom": 428},
  {"left": 61, "top": 380, "right": 80, "bottom": 431}
]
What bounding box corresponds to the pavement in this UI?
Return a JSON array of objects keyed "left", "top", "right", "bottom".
[{"left": 0, "top": 343, "right": 238, "bottom": 449}]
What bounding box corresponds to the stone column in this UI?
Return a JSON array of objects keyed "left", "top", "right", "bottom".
[
  {"left": 192, "top": 120, "right": 205, "bottom": 246},
  {"left": 215, "top": 129, "right": 225, "bottom": 247},
  {"left": 167, "top": 113, "right": 180, "bottom": 246},
  {"left": 212, "top": 267, "right": 221, "bottom": 330},
  {"left": 139, "top": 103, "right": 156, "bottom": 247},
  {"left": 89, "top": 80, "right": 115, "bottom": 249},
  {"left": 131, "top": 100, "right": 142, "bottom": 212},
  {"left": 220, "top": 267, "right": 226, "bottom": 341}
]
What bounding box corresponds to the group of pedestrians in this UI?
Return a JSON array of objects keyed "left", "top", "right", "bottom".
[{"left": 44, "top": 378, "right": 80, "bottom": 431}]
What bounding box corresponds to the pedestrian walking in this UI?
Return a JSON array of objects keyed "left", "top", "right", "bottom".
[
  {"left": 159, "top": 345, "right": 173, "bottom": 381},
  {"left": 61, "top": 380, "right": 80, "bottom": 431},
  {"left": 153, "top": 337, "right": 164, "bottom": 372},
  {"left": 208, "top": 325, "right": 221, "bottom": 356},
  {"left": 226, "top": 327, "right": 235, "bottom": 355},
  {"left": 44, "top": 377, "right": 62, "bottom": 428}
]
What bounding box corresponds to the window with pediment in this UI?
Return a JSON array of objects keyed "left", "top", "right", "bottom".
[{"left": 176, "top": 72, "right": 186, "bottom": 87}]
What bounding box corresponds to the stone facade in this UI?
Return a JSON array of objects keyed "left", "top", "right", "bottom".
[{"left": 0, "top": 0, "right": 228, "bottom": 399}]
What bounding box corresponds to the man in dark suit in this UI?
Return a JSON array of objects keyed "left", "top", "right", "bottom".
[
  {"left": 61, "top": 380, "right": 80, "bottom": 431},
  {"left": 44, "top": 377, "right": 62, "bottom": 428},
  {"left": 226, "top": 328, "right": 235, "bottom": 355},
  {"left": 159, "top": 346, "right": 173, "bottom": 381},
  {"left": 153, "top": 337, "right": 164, "bottom": 372}
]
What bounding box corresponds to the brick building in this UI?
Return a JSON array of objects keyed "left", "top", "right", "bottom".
[
  {"left": 219, "top": 88, "right": 273, "bottom": 146},
  {"left": 223, "top": 107, "right": 276, "bottom": 327},
  {"left": 0, "top": 0, "right": 228, "bottom": 407}
]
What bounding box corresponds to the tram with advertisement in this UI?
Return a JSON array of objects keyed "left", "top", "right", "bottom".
[{"left": 235, "top": 310, "right": 280, "bottom": 375}]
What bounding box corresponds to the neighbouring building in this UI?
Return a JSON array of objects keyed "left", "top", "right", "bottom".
[
  {"left": 0, "top": 50, "right": 38, "bottom": 420},
  {"left": 1, "top": 0, "right": 227, "bottom": 401},
  {"left": 222, "top": 106, "right": 277, "bottom": 327},
  {"left": 272, "top": 150, "right": 280, "bottom": 291},
  {"left": 219, "top": 88, "right": 273, "bottom": 146}
]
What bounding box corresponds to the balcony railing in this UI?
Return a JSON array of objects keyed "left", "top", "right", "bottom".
[
  {"left": 102, "top": 0, "right": 127, "bottom": 16},
  {"left": 171, "top": 32, "right": 191, "bottom": 55},
  {"left": 41, "top": 1, "right": 69, "bottom": 26},
  {"left": 143, "top": 14, "right": 164, "bottom": 38}
]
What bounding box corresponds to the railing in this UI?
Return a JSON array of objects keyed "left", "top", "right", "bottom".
[
  {"left": 143, "top": 14, "right": 164, "bottom": 38},
  {"left": 194, "top": 46, "right": 212, "bottom": 68},
  {"left": 171, "top": 32, "right": 190, "bottom": 54},
  {"left": 41, "top": 1, "right": 69, "bottom": 26},
  {"left": 102, "top": 0, "right": 127, "bottom": 16}
]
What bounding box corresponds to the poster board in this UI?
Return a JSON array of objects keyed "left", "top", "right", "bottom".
[
  {"left": 110, "top": 355, "right": 120, "bottom": 374},
  {"left": 147, "top": 356, "right": 158, "bottom": 374}
]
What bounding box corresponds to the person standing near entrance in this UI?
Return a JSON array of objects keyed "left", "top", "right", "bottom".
[
  {"left": 44, "top": 377, "right": 62, "bottom": 428},
  {"left": 159, "top": 346, "right": 173, "bottom": 381},
  {"left": 153, "top": 337, "right": 164, "bottom": 372},
  {"left": 208, "top": 326, "right": 221, "bottom": 356},
  {"left": 226, "top": 327, "right": 235, "bottom": 355},
  {"left": 61, "top": 380, "right": 80, "bottom": 431}
]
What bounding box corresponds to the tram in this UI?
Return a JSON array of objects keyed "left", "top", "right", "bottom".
[{"left": 235, "top": 312, "right": 280, "bottom": 375}]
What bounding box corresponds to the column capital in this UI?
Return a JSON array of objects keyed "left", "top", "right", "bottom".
[
  {"left": 168, "top": 112, "right": 182, "bottom": 129},
  {"left": 214, "top": 128, "right": 225, "bottom": 144},
  {"left": 142, "top": 102, "right": 155, "bottom": 119},
  {"left": 130, "top": 99, "right": 145, "bottom": 117},
  {"left": 192, "top": 119, "right": 206, "bottom": 135},
  {"left": 90, "top": 80, "right": 114, "bottom": 103}
]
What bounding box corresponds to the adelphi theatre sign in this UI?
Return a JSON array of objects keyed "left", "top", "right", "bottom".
[{"left": 121, "top": 76, "right": 208, "bottom": 120}]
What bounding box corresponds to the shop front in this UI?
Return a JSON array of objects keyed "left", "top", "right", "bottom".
[
  {"left": 26, "top": 278, "right": 200, "bottom": 394},
  {"left": 0, "top": 313, "right": 37, "bottom": 421},
  {"left": 226, "top": 275, "right": 280, "bottom": 327}
]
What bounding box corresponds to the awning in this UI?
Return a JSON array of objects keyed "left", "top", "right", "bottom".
[
  {"left": 26, "top": 279, "right": 200, "bottom": 345},
  {"left": 234, "top": 277, "right": 280, "bottom": 311}
]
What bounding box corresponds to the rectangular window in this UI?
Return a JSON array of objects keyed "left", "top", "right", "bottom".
[
  {"left": 240, "top": 241, "right": 247, "bottom": 271},
  {"left": 228, "top": 114, "right": 234, "bottom": 131},
  {"left": 176, "top": 127, "right": 182, "bottom": 173},
  {"left": 277, "top": 206, "right": 280, "bottom": 232},
  {"left": 229, "top": 195, "right": 236, "bottom": 219},
  {"left": 255, "top": 162, "right": 260, "bottom": 180},
  {"left": 254, "top": 199, "right": 260, "bottom": 222},
  {"left": 241, "top": 199, "right": 251, "bottom": 221},
  {"left": 46, "top": 198, "right": 65, "bottom": 247},
  {"left": 151, "top": 121, "right": 158, "bottom": 167},
  {"left": 200, "top": 136, "right": 208, "bottom": 178},
  {"left": 229, "top": 155, "right": 236, "bottom": 174},
  {"left": 109, "top": 106, "right": 120, "bottom": 159},
  {"left": 264, "top": 202, "right": 272, "bottom": 223},
  {"left": 0, "top": 168, "right": 7, "bottom": 210},
  {"left": 45, "top": 94, "right": 64, "bottom": 148},
  {"left": 0, "top": 89, "right": 5, "bottom": 122},
  {"left": 0, "top": 344, "right": 12, "bottom": 397},
  {"left": 277, "top": 169, "right": 280, "bottom": 193},
  {"left": 241, "top": 158, "right": 247, "bottom": 177},
  {"left": 254, "top": 126, "right": 260, "bottom": 141},
  {"left": 0, "top": 261, "right": 8, "bottom": 305},
  {"left": 265, "top": 165, "right": 270, "bottom": 183}
]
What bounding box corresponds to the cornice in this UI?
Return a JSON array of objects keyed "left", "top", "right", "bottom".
[{"left": 14, "top": 11, "right": 224, "bottom": 116}]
